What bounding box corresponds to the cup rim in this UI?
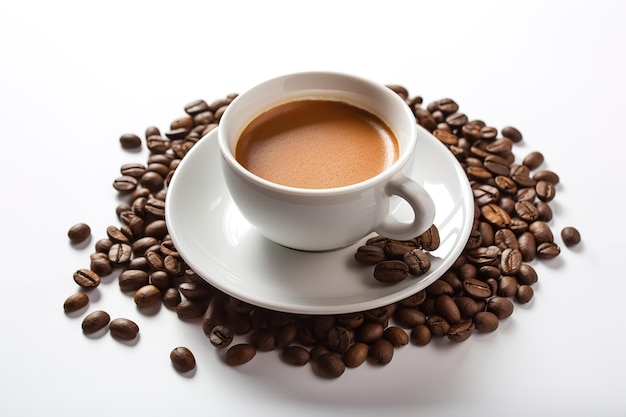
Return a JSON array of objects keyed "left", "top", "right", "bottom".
[{"left": 218, "top": 71, "right": 417, "bottom": 196}]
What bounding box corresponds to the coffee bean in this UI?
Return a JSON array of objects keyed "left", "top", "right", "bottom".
[
  {"left": 501, "top": 126, "right": 523, "bottom": 143},
  {"left": 134, "top": 285, "right": 161, "bottom": 308},
  {"left": 113, "top": 175, "right": 138, "bottom": 192},
  {"left": 369, "top": 339, "right": 394, "bottom": 365},
  {"left": 416, "top": 224, "right": 440, "bottom": 250},
  {"left": 250, "top": 329, "right": 276, "bottom": 352},
  {"left": 316, "top": 352, "right": 345, "bottom": 378},
  {"left": 536, "top": 242, "right": 561, "bottom": 259},
  {"left": 73, "top": 268, "right": 100, "bottom": 289},
  {"left": 374, "top": 260, "right": 409, "bottom": 283},
  {"left": 435, "top": 295, "right": 461, "bottom": 324},
  {"left": 494, "top": 229, "right": 519, "bottom": 250},
  {"left": 281, "top": 345, "right": 310, "bottom": 366},
  {"left": 119, "top": 133, "right": 142, "bottom": 149},
  {"left": 500, "top": 248, "right": 522, "bottom": 275},
  {"left": 487, "top": 297, "right": 514, "bottom": 319},
  {"left": 108, "top": 243, "right": 132, "bottom": 265},
  {"left": 516, "top": 285, "right": 534, "bottom": 304},
  {"left": 455, "top": 296, "right": 481, "bottom": 318},
  {"left": 224, "top": 343, "right": 256, "bottom": 366},
  {"left": 522, "top": 151, "right": 544, "bottom": 170},
  {"left": 533, "top": 169, "right": 560, "bottom": 184},
  {"left": 109, "top": 318, "right": 139, "bottom": 340},
  {"left": 342, "top": 342, "right": 369, "bottom": 368},
  {"left": 63, "top": 292, "right": 89, "bottom": 313},
  {"left": 67, "top": 223, "right": 91, "bottom": 243},
  {"left": 498, "top": 275, "right": 518, "bottom": 297},
  {"left": 561, "top": 226, "right": 581, "bottom": 246},
  {"left": 393, "top": 306, "right": 426, "bottom": 328},
  {"left": 90, "top": 252, "right": 113, "bottom": 276},
  {"left": 447, "top": 321, "right": 475, "bottom": 343},
  {"left": 529, "top": 221, "right": 554, "bottom": 245},
  {"left": 481, "top": 203, "right": 511, "bottom": 228},
  {"left": 536, "top": 180, "right": 556, "bottom": 202},
  {"left": 383, "top": 326, "right": 409, "bottom": 347},
  {"left": 119, "top": 269, "right": 149, "bottom": 292},
  {"left": 82, "top": 310, "right": 111, "bottom": 334},
  {"left": 176, "top": 299, "right": 206, "bottom": 320},
  {"left": 162, "top": 287, "right": 182, "bottom": 308},
  {"left": 410, "top": 324, "right": 432, "bottom": 346},
  {"left": 354, "top": 245, "right": 385, "bottom": 264},
  {"left": 517, "top": 263, "right": 538, "bottom": 285},
  {"left": 209, "top": 325, "right": 234, "bottom": 348},
  {"left": 473, "top": 311, "right": 499, "bottom": 332},
  {"left": 463, "top": 278, "right": 492, "bottom": 299},
  {"left": 170, "top": 346, "right": 196, "bottom": 372},
  {"left": 427, "top": 315, "right": 450, "bottom": 337},
  {"left": 402, "top": 249, "right": 431, "bottom": 276}
]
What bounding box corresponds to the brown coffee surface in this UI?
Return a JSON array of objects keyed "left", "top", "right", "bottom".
[{"left": 235, "top": 100, "right": 399, "bottom": 189}]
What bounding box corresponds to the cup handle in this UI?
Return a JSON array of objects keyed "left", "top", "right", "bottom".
[{"left": 374, "top": 175, "right": 436, "bottom": 241}]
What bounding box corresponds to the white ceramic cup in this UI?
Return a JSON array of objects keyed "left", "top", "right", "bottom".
[{"left": 218, "top": 71, "right": 436, "bottom": 251}]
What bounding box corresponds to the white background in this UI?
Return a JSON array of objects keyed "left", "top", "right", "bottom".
[{"left": 1, "top": 1, "right": 624, "bottom": 416}]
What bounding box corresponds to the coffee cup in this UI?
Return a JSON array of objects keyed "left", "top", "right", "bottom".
[{"left": 218, "top": 71, "right": 436, "bottom": 251}]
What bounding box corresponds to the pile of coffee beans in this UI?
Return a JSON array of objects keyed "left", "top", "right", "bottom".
[{"left": 63, "top": 85, "right": 581, "bottom": 379}]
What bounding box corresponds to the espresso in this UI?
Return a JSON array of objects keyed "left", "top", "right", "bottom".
[{"left": 235, "top": 100, "right": 399, "bottom": 189}]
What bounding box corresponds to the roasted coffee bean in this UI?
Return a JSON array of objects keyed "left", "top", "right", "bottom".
[
  {"left": 146, "top": 135, "right": 168, "bottom": 153},
  {"left": 494, "top": 175, "right": 518, "bottom": 194},
  {"left": 473, "top": 184, "right": 500, "bottom": 206},
  {"left": 108, "top": 243, "right": 132, "bottom": 265},
  {"left": 342, "top": 342, "right": 369, "bottom": 368},
  {"left": 393, "top": 306, "right": 426, "bottom": 328},
  {"left": 498, "top": 275, "right": 518, "bottom": 297},
  {"left": 67, "top": 223, "right": 91, "bottom": 243},
  {"left": 281, "top": 345, "right": 310, "bottom": 366},
  {"left": 356, "top": 322, "right": 384, "bottom": 343},
  {"left": 336, "top": 312, "right": 364, "bottom": 329},
  {"left": 516, "top": 285, "right": 534, "bottom": 304},
  {"left": 119, "top": 269, "right": 149, "bottom": 292},
  {"left": 425, "top": 279, "right": 455, "bottom": 297},
  {"left": 162, "top": 287, "right": 181, "bottom": 308},
  {"left": 184, "top": 99, "right": 210, "bottom": 115},
  {"left": 383, "top": 239, "right": 417, "bottom": 259},
  {"left": 201, "top": 295, "right": 228, "bottom": 337},
  {"left": 274, "top": 323, "right": 298, "bottom": 349},
  {"left": 170, "top": 346, "right": 196, "bottom": 372},
  {"left": 517, "top": 232, "right": 537, "bottom": 261},
  {"left": 73, "top": 269, "right": 100, "bottom": 289},
  {"left": 533, "top": 169, "right": 560, "bottom": 184},
  {"left": 399, "top": 290, "right": 427, "bottom": 307},
  {"left": 487, "top": 297, "right": 514, "bottom": 319},
  {"left": 363, "top": 304, "right": 396, "bottom": 323},
  {"left": 522, "top": 151, "right": 544, "bottom": 170},
  {"left": 134, "top": 285, "right": 161, "bottom": 308},
  {"left": 403, "top": 249, "right": 431, "bottom": 276},
  {"left": 82, "top": 310, "right": 111, "bottom": 334},
  {"left": 500, "top": 248, "right": 522, "bottom": 275},
  {"left": 501, "top": 126, "right": 523, "bottom": 143},
  {"left": 473, "top": 311, "right": 499, "bottom": 332},
  {"left": 467, "top": 246, "right": 501, "bottom": 267},
  {"left": 369, "top": 339, "right": 394, "bottom": 365},
  {"left": 463, "top": 278, "right": 492, "bottom": 299},
  {"left": 455, "top": 296, "right": 481, "bottom": 318},
  {"left": 536, "top": 242, "right": 561, "bottom": 259},
  {"left": 529, "top": 221, "right": 554, "bottom": 245},
  {"left": 480, "top": 126, "right": 498, "bottom": 141},
  {"left": 536, "top": 201, "right": 553, "bottom": 222},
  {"left": 113, "top": 175, "right": 138, "bottom": 192},
  {"left": 145, "top": 197, "right": 166, "bottom": 218},
  {"left": 354, "top": 245, "right": 385, "bottom": 264},
  {"left": 485, "top": 137, "right": 513, "bottom": 155},
  {"left": 250, "top": 329, "right": 276, "bottom": 352},
  {"left": 316, "top": 352, "right": 345, "bottom": 378},
  {"left": 176, "top": 299, "right": 206, "bottom": 320},
  {"left": 435, "top": 295, "right": 461, "bottom": 324},
  {"left": 447, "top": 321, "right": 475, "bottom": 343},
  {"left": 109, "top": 318, "right": 139, "bottom": 340},
  {"left": 416, "top": 224, "right": 440, "bottom": 250},
  {"left": 483, "top": 155, "right": 510, "bottom": 176},
  {"left": 209, "top": 325, "right": 234, "bottom": 348},
  {"left": 536, "top": 180, "right": 556, "bottom": 202},
  {"left": 119, "top": 133, "right": 142, "bottom": 149},
  {"left": 561, "top": 226, "right": 581, "bottom": 246},
  {"left": 150, "top": 270, "right": 173, "bottom": 291},
  {"left": 383, "top": 326, "right": 409, "bottom": 347},
  {"left": 427, "top": 315, "right": 450, "bottom": 337},
  {"left": 327, "top": 326, "right": 351, "bottom": 353},
  {"left": 517, "top": 263, "right": 538, "bottom": 285},
  {"left": 481, "top": 203, "right": 511, "bottom": 228},
  {"left": 120, "top": 162, "right": 146, "bottom": 178},
  {"left": 433, "top": 129, "right": 459, "bottom": 146},
  {"left": 446, "top": 112, "right": 468, "bottom": 128},
  {"left": 90, "top": 252, "right": 113, "bottom": 276},
  {"left": 225, "top": 344, "right": 256, "bottom": 366},
  {"left": 64, "top": 292, "right": 89, "bottom": 313},
  {"left": 495, "top": 229, "right": 519, "bottom": 250},
  {"left": 144, "top": 220, "right": 168, "bottom": 239},
  {"left": 374, "top": 260, "right": 409, "bottom": 283},
  {"left": 410, "top": 324, "right": 432, "bottom": 346},
  {"left": 94, "top": 238, "right": 113, "bottom": 254},
  {"left": 514, "top": 200, "right": 539, "bottom": 223}
]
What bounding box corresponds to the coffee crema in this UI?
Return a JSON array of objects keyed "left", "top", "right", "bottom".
[{"left": 235, "top": 99, "right": 399, "bottom": 189}]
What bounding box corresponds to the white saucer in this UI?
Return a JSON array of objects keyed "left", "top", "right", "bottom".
[{"left": 165, "top": 127, "right": 473, "bottom": 314}]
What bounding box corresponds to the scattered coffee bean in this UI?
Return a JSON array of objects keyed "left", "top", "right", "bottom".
[
  {"left": 63, "top": 292, "right": 89, "bottom": 313},
  {"left": 225, "top": 343, "right": 256, "bottom": 366},
  {"left": 73, "top": 269, "right": 100, "bottom": 289},
  {"left": 65, "top": 87, "right": 581, "bottom": 378},
  {"left": 561, "top": 226, "right": 581, "bottom": 246},
  {"left": 170, "top": 346, "right": 196, "bottom": 372},
  {"left": 109, "top": 318, "right": 139, "bottom": 340},
  {"left": 67, "top": 223, "right": 91, "bottom": 243},
  {"left": 316, "top": 352, "right": 346, "bottom": 378},
  {"left": 119, "top": 133, "right": 142, "bottom": 149},
  {"left": 82, "top": 310, "right": 110, "bottom": 334}
]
